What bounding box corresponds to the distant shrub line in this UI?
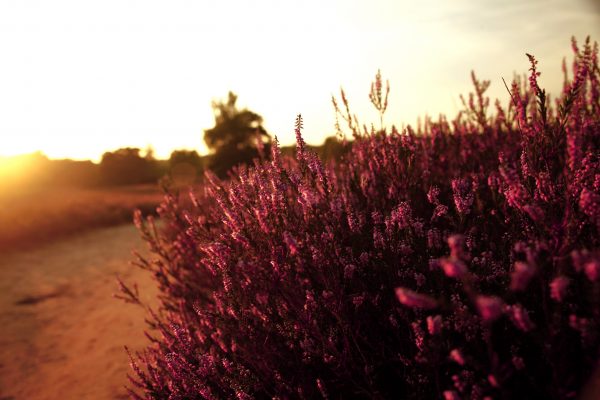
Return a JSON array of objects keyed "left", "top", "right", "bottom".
[{"left": 121, "top": 37, "right": 600, "bottom": 399}]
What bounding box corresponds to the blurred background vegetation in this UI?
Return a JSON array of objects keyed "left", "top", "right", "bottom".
[
  {"left": 0, "top": 92, "right": 346, "bottom": 252},
  {"left": 0, "top": 90, "right": 347, "bottom": 191}
]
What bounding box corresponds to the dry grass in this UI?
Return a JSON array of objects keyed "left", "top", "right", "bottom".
[{"left": 0, "top": 184, "right": 163, "bottom": 253}]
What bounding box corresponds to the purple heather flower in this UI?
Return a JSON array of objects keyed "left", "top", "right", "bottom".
[
  {"left": 427, "top": 186, "right": 440, "bottom": 204},
  {"left": 523, "top": 204, "right": 545, "bottom": 223},
  {"left": 510, "top": 261, "right": 537, "bottom": 291},
  {"left": 584, "top": 260, "right": 600, "bottom": 282},
  {"left": 316, "top": 378, "right": 329, "bottom": 399},
  {"left": 344, "top": 264, "right": 357, "bottom": 280},
  {"left": 443, "top": 390, "right": 461, "bottom": 400},
  {"left": 451, "top": 178, "right": 474, "bottom": 215},
  {"left": 447, "top": 234, "right": 465, "bottom": 259},
  {"left": 395, "top": 288, "right": 438, "bottom": 309},
  {"left": 569, "top": 315, "right": 591, "bottom": 340},
  {"left": 283, "top": 231, "right": 299, "bottom": 256},
  {"left": 427, "top": 229, "right": 442, "bottom": 249},
  {"left": 512, "top": 355, "right": 526, "bottom": 370},
  {"left": 440, "top": 257, "right": 468, "bottom": 279},
  {"left": 432, "top": 204, "right": 449, "bottom": 220},
  {"left": 550, "top": 276, "right": 570, "bottom": 302},
  {"left": 352, "top": 294, "right": 365, "bottom": 307},
  {"left": 427, "top": 315, "right": 442, "bottom": 335},
  {"left": 449, "top": 349, "right": 466, "bottom": 366},
  {"left": 414, "top": 272, "right": 426, "bottom": 287},
  {"left": 571, "top": 249, "right": 588, "bottom": 272},
  {"left": 488, "top": 374, "right": 500, "bottom": 388},
  {"left": 506, "top": 304, "right": 535, "bottom": 332},
  {"left": 476, "top": 296, "right": 504, "bottom": 322}
]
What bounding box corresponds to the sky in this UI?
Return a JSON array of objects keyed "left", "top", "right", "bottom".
[{"left": 0, "top": 0, "right": 599, "bottom": 161}]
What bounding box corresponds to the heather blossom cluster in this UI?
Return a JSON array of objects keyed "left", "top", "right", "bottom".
[{"left": 122, "top": 37, "right": 599, "bottom": 399}]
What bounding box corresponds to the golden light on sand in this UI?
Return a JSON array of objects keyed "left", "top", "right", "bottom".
[{"left": 0, "top": 154, "right": 32, "bottom": 175}]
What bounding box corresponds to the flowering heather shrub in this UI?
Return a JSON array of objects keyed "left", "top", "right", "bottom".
[{"left": 123, "top": 37, "right": 600, "bottom": 399}]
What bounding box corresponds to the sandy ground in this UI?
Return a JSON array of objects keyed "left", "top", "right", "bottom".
[
  {"left": 0, "top": 224, "right": 159, "bottom": 400},
  {"left": 2, "top": 223, "right": 600, "bottom": 400}
]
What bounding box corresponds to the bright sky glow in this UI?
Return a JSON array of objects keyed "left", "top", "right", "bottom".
[{"left": 0, "top": 0, "right": 599, "bottom": 161}]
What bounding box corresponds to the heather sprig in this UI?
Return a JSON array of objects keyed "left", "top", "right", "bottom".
[{"left": 369, "top": 69, "right": 390, "bottom": 131}]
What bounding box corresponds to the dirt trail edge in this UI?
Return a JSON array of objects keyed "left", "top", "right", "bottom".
[{"left": 0, "top": 223, "right": 159, "bottom": 400}]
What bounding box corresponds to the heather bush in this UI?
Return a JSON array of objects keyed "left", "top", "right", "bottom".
[{"left": 122, "top": 37, "right": 599, "bottom": 399}]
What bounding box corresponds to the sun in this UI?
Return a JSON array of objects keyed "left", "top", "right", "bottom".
[
  {"left": 0, "top": 134, "right": 102, "bottom": 162},
  {"left": 0, "top": 151, "right": 45, "bottom": 179},
  {"left": 0, "top": 139, "right": 36, "bottom": 158}
]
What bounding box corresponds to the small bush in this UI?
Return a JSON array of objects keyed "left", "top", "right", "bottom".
[{"left": 123, "top": 37, "right": 599, "bottom": 399}]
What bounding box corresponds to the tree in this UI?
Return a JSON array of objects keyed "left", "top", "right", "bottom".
[
  {"left": 100, "top": 147, "right": 159, "bottom": 185},
  {"left": 317, "top": 135, "right": 349, "bottom": 162},
  {"left": 204, "top": 91, "right": 270, "bottom": 177}
]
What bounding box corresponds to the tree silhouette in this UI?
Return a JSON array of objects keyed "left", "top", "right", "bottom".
[
  {"left": 317, "top": 136, "right": 349, "bottom": 162},
  {"left": 100, "top": 147, "right": 159, "bottom": 185},
  {"left": 204, "top": 92, "right": 270, "bottom": 177}
]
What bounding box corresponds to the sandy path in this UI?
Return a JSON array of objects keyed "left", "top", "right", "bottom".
[{"left": 0, "top": 224, "right": 159, "bottom": 400}]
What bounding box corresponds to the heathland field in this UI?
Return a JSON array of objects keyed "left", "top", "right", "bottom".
[{"left": 0, "top": 184, "right": 163, "bottom": 253}]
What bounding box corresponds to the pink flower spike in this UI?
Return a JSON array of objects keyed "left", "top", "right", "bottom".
[
  {"left": 549, "top": 276, "right": 570, "bottom": 302},
  {"left": 443, "top": 390, "right": 461, "bottom": 400},
  {"left": 476, "top": 296, "right": 504, "bottom": 322},
  {"left": 507, "top": 304, "right": 535, "bottom": 332},
  {"left": 510, "top": 261, "right": 537, "bottom": 291},
  {"left": 395, "top": 288, "right": 438, "bottom": 309},
  {"left": 283, "top": 231, "right": 299, "bottom": 256},
  {"left": 447, "top": 234, "right": 465, "bottom": 259},
  {"left": 451, "top": 179, "right": 474, "bottom": 215},
  {"left": 488, "top": 374, "right": 500, "bottom": 388},
  {"left": 427, "top": 186, "right": 440, "bottom": 204},
  {"left": 584, "top": 260, "right": 600, "bottom": 282},
  {"left": 440, "top": 257, "right": 468, "bottom": 279},
  {"left": 449, "top": 349, "right": 465, "bottom": 366},
  {"left": 427, "top": 315, "right": 442, "bottom": 335}
]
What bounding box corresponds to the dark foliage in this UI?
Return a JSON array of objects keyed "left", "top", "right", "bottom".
[
  {"left": 204, "top": 92, "right": 271, "bottom": 178},
  {"left": 0, "top": 152, "right": 102, "bottom": 189},
  {"left": 100, "top": 147, "right": 161, "bottom": 186}
]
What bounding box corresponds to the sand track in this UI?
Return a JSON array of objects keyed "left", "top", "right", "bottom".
[{"left": 0, "top": 224, "right": 159, "bottom": 400}]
